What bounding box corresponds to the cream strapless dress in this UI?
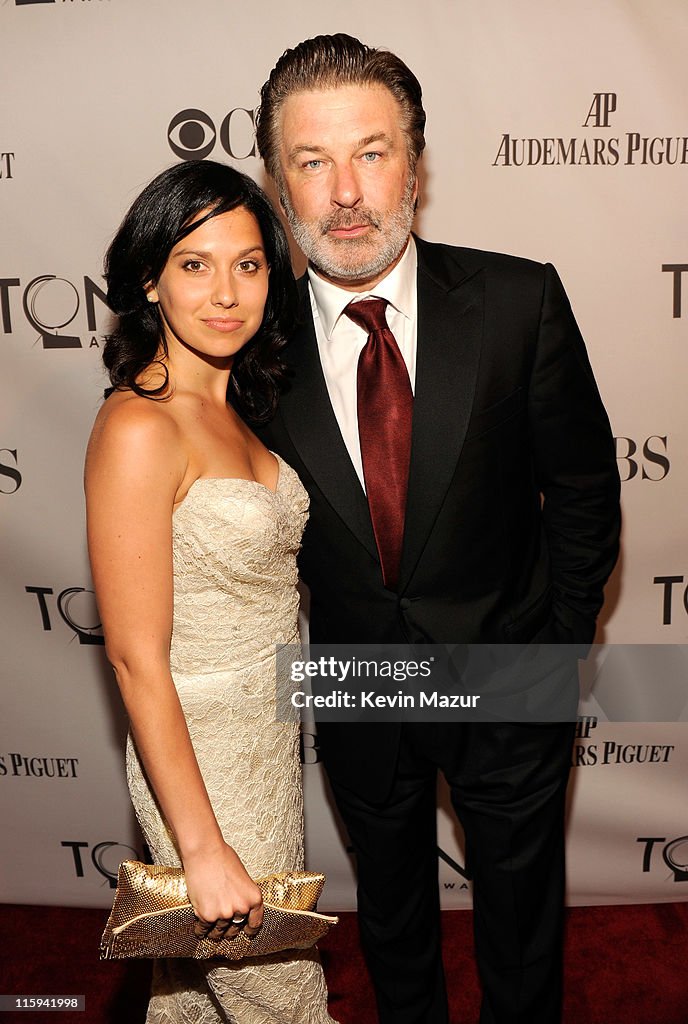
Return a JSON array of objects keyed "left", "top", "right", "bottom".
[{"left": 125, "top": 455, "right": 336, "bottom": 1023}]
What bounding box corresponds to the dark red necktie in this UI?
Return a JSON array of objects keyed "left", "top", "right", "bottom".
[{"left": 345, "top": 298, "right": 413, "bottom": 590}]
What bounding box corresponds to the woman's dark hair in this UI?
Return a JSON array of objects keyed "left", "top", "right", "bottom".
[{"left": 103, "top": 160, "right": 296, "bottom": 422}]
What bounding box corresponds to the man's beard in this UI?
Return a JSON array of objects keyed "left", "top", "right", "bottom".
[{"left": 281, "top": 174, "right": 417, "bottom": 285}]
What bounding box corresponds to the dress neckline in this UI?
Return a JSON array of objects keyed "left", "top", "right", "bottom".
[{"left": 173, "top": 454, "right": 283, "bottom": 516}]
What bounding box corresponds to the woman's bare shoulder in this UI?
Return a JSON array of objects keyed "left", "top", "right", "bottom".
[
  {"left": 86, "top": 391, "right": 185, "bottom": 485},
  {"left": 90, "top": 390, "right": 178, "bottom": 443}
]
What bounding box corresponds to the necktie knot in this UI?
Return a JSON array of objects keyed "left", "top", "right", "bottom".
[{"left": 344, "top": 298, "right": 389, "bottom": 334}]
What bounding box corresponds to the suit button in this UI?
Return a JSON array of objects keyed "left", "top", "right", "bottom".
[{"left": 399, "top": 598, "right": 411, "bottom": 610}]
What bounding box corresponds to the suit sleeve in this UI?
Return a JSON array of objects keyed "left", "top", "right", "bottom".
[{"left": 529, "top": 263, "right": 621, "bottom": 644}]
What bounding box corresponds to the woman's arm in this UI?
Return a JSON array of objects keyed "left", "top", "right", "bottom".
[{"left": 85, "top": 398, "right": 263, "bottom": 938}]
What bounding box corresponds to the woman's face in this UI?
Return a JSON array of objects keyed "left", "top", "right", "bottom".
[{"left": 147, "top": 205, "right": 269, "bottom": 364}]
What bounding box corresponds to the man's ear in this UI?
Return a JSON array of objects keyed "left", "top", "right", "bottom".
[{"left": 411, "top": 175, "right": 419, "bottom": 212}]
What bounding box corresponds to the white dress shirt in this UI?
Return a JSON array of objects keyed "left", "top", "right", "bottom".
[{"left": 308, "top": 236, "right": 418, "bottom": 489}]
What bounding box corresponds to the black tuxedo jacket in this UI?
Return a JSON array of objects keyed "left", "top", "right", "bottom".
[{"left": 260, "top": 237, "right": 621, "bottom": 800}]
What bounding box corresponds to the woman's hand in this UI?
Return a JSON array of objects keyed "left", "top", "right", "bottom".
[{"left": 184, "top": 840, "right": 264, "bottom": 941}]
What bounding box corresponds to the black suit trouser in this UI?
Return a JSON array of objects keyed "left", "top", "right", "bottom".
[{"left": 326, "top": 721, "right": 576, "bottom": 1024}]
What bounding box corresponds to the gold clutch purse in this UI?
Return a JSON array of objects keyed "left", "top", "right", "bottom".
[{"left": 100, "top": 860, "right": 338, "bottom": 960}]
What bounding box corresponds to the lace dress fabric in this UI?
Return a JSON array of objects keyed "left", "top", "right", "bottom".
[{"left": 125, "top": 456, "right": 336, "bottom": 1023}]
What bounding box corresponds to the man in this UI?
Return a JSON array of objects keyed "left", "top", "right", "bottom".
[{"left": 256, "top": 34, "right": 620, "bottom": 1024}]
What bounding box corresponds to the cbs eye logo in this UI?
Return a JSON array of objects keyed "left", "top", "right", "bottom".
[{"left": 167, "top": 108, "right": 257, "bottom": 162}]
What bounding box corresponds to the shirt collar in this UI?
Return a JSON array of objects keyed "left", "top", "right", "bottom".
[{"left": 308, "top": 235, "right": 417, "bottom": 339}]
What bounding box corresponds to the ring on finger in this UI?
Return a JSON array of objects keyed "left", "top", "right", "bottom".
[{"left": 231, "top": 914, "right": 248, "bottom": 926}]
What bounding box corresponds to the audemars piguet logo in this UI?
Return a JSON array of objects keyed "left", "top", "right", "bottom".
[
  {"left": 0, "top": 753, "right": 79, "bottom": 779},
  {"left": 493, "top": 93, "right": 688, "bottom": 167},
  {"left": 572, "top": 718, "right": 676, "bottom": 767}
]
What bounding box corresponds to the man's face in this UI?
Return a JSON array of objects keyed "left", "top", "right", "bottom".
[{"left": 277, "top": 84, "right": 417, "bottom": 291}]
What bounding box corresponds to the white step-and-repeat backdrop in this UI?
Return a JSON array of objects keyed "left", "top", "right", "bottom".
[{"left": 1, "top": 1, "right": 687, "bottom": 911}]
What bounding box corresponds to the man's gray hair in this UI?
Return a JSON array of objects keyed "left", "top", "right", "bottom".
[{"left": 256, "top": 33, "right": 426, "bottom": 188}]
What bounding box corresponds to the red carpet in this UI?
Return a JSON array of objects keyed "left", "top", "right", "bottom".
[{"left": 0, "top": 903, "right": 686, "bottom": 1023}]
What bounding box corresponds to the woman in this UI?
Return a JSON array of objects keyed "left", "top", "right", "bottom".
[{"left": 85, "top": 160, "right": 335, "bottom": 1023}]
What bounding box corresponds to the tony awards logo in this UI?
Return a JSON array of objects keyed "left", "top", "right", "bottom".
[
  {"left": 0, "top": 152, "right": 14, "bottom": 178},
  {"left": 62, "top": 841, "right": 140, "bottom": 887},
  {"left": 0, "top": 275, "right": 110, "bottom": 349},
  {"left": 661, "top": 264, "right": 688, "bottom": 318},
  {"left": 652, "top": 576, "right": 688, "bottom": 626},
  {"left": 638, "top": 836, "right": 688, "bottom": 882},
  {"left": 26, "top": 585, "right": 104, "bottom": 645}
]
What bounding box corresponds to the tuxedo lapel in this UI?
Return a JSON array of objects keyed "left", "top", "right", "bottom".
[
  {"left": 278, "top": 284, "right": 378, "bottom": 559},
  {"left": 398, "top": 239, "right": 485, "bottom": 590},
  {"left": 276, "top": 246, "right": 485, "bottom": 582}
]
